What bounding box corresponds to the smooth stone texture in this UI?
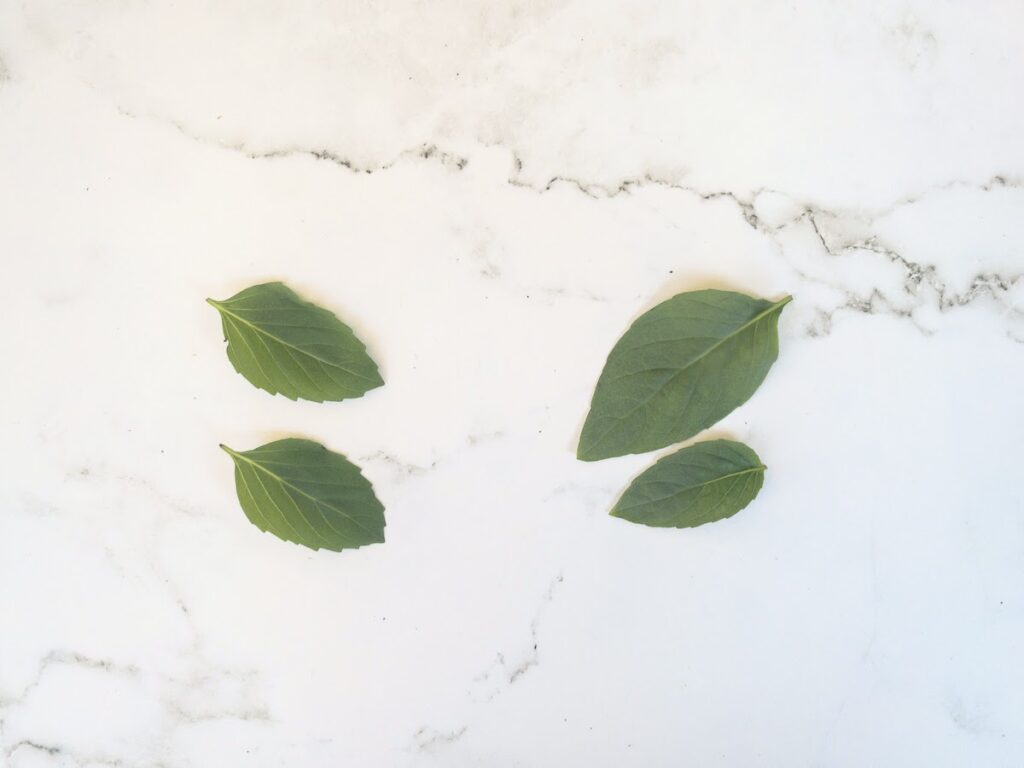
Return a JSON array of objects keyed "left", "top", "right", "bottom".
[{"left": 1, "top": 2, "right": 1022, "bottom": 766}]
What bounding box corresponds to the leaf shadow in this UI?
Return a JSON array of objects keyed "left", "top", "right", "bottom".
[
  {"left": 649, "top": 428, "right": 739, "bottom": 459},
  {"left": 220, "top": 431, "right": 355, "bottom": 457},
  {"left": 646, "top": 272, "right": 761, "bottom": 306}
]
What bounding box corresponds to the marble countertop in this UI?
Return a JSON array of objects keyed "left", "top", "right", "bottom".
[{"left": 2, "top": 2, "right": 1022, "bottom": 766}]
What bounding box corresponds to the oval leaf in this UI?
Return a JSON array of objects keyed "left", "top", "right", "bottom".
[
  {"left": 611, "top": 439, "right": 765, "bottom": 528},
  {"left": 207, "top": 282, "right": 383, "bottom": 402},
  {"left": 221, "top": 438, "right": 385, "bottom": 551},
  {"left": 578, "top": 290, "right": 790, "bottom": 461}
]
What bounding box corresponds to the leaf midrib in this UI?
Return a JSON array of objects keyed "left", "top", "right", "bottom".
[
  {"left": 613, "top": 295, "right": 791, "bottom": 386},
  {"left": 614, "top": 464, "right": 765, "bottom": 514},
  {"left": 587, "top": 295, "right": 791, "bottom": 455},
  {"left": 221, "top": 444, "right": 378, "bottom": 538},
  {"left": 207, "top": 299, "right": 377, "bottom": 383}
]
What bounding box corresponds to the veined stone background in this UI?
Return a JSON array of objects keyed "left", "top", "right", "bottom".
[{"left": 1, "top": 2, "right": 1022, "bottom": 765}]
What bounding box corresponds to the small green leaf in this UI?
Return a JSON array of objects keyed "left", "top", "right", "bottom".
[
  {"left": 207, "top": 282, "right": 383, "bottom": 402},
  {"left": 578, "top": 290, "right": 790, "bottom": 461},
  {"left": 220, "top": 438, "right": 385, "bottom": 551},
  {"left": 611, "top": 439, "right": 765, "bottom": 528}
]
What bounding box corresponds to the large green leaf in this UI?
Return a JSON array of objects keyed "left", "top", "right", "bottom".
[
  {"left": 220, "top": 438, "right": 385, "bottom": 551},
  {"left": 207, "top": 282, "right": 383, "bottom": 402},
  {"left": 578, "top": 290, "right": 790, "bottom": 461},
  {"left": 611, "top": 439, "right": 765, "bottom": 528}
]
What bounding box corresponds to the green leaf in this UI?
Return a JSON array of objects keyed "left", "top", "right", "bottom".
[
  {"left": 611, "top": 439, "right": 765, "bottom": 528},
  {"left": 578, "top": 290, "right": 790, "bottom": 461},
  {"left": 220, "top": 438, "right": 385, "bottom": 551},
  {"left": 207, "top": 282, "right": 383, "bottom": 402}
]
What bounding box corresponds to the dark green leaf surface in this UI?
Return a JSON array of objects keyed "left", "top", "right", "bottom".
[
  {"left": 221, "top": 438, "right": 385, "bottom": 551},
  {"left": 207, "top": 282, "right": 382, "bottom": 402},
  {"left": 611, "top": 439, "right": 765, "bottom": 528},
  {"left": 578, "top": 290, "right": 790, "bottom": 461}
]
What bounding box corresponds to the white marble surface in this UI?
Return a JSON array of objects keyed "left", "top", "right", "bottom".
[{"left": 2, "top": 1, "right": 1023, "bottom": 765}]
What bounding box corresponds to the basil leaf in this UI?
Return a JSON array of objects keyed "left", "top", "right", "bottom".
[
  {"left": 578, "top": 290, "right": 790, "bottom": 461},
  {"left": 220, "top": 438, "right": 385, "bottom": 551},
  {"left": 207, "top": 282, "right": 383, "bottom": 402},
  {"left": 611, "top": 439, "right": 765, "bottom": 528}
]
